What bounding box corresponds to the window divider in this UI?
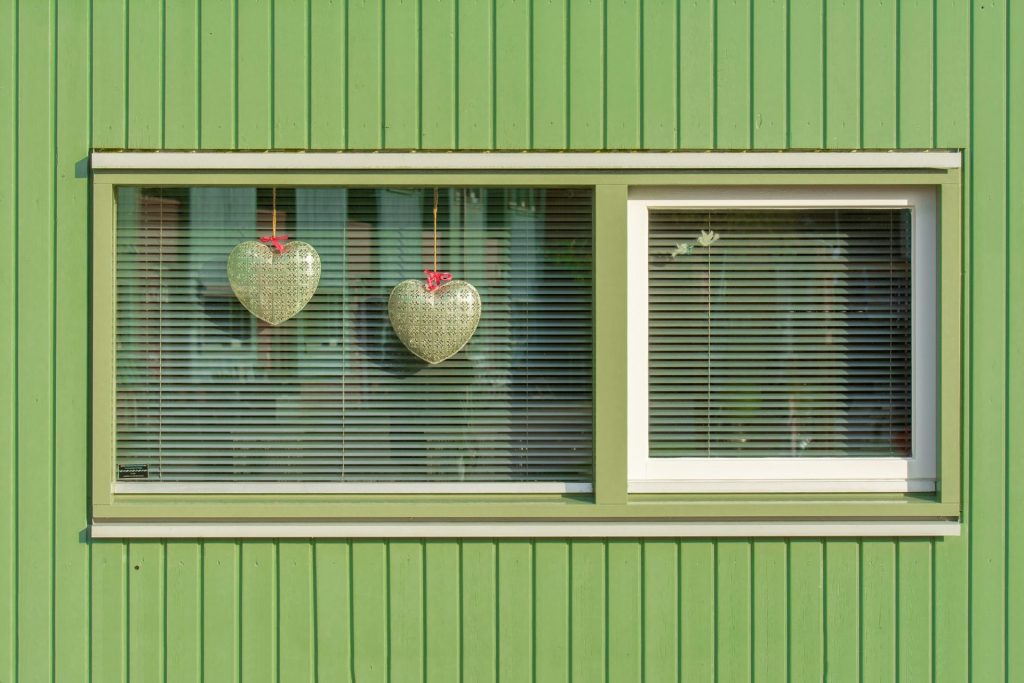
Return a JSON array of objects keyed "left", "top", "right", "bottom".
[{"left": 593, "top": 185, "right": 630, "bottom": 504}]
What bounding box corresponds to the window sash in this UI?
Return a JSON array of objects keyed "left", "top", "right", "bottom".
[{"left": 626, "top": 187, "right": 939, "bottom": 493}]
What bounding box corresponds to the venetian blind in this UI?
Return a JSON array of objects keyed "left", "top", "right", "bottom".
[
  {"left": 115, "top": 187, "right": 593, "bottom": 483},
  {"left": 648, "top": 208, "right": 912, "bottom": 458}
]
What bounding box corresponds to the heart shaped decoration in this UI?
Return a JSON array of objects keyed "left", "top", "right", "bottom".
[
  {"left": 227, "top": 240, "right": 321, "bottom": 325},
  {"left": 388, "top": 279, "right": 482, "bottom": 364}
]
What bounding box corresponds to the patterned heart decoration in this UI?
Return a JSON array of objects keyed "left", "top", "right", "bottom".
[
  {"left": 388, "top": 279, "right": 482, "bottom": 364},
  {"left": 227, "top": 240, "right": 321, "bottom": 325}
]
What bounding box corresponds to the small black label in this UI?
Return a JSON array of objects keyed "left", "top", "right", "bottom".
[{"left": 118, "top": 464, "right": 149, "bottom": 480}]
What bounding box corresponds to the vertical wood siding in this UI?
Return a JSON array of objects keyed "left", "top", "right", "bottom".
[{"left": 0, "top": 0, "right": 1017, "bottom": 680}]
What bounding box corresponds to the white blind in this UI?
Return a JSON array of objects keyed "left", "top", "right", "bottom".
[
  {"left": 115, "top": 187, "right": 593, "bottom": 482},
  {"left": 648, "top": 208, "right": 912, "bottom": 458}
]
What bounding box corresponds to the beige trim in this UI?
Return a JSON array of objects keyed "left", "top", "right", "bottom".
[
  {"left": 90, "top": 520, "right": 960, "bottom": 539},
  {"left": 91, "top": 150, "right": 963, "bottom": 171}
]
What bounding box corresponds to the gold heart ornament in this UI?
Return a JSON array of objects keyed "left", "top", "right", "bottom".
[
  {"left": 388, "top": 280, "right": 482, "bottom": 364},
  {"left": 226, "top": 240, "right": 321, "bottom": 325}
]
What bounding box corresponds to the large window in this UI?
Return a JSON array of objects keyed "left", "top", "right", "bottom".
[
  {"left": 90, "top": 152, "right": 962, "bottom": 537},
  {"left": 114, "top": 186, "right": 593, "bottom": 492}
]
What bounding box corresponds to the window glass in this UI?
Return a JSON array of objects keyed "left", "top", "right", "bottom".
[
  {"left": 115, "top": 186, "right": 593, "bottom": 483},
  {"left": 647, "top": 208, "right": 912, "bottom": 458}
]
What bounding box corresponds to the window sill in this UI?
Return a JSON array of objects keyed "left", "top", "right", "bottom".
[{"left": 91, "top": 492, "right": 960, "bottom": 538}]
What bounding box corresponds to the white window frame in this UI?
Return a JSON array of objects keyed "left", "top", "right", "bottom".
[{"left": 627, "top": 186, "right": 938, "bottom": 493}]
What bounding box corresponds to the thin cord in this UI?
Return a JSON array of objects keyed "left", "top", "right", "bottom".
[
  {"left": 272, "top": 187, "right": 277, "bottom": 238},
  {"left": 433, "top": 187, "right": 439, "bottom": 271}
]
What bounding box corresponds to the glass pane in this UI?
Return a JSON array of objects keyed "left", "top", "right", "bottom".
[
  {"left": 648, "top": 208, "right": 912, "bottom": 458},
  {"left": 115, "top": 186, "right": 593, "bottom": 482}
]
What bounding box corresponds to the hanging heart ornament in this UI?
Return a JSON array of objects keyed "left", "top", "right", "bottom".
[
  {"left": 388, "top": 279, "right": 482, "bottom": 364},
  {"left": 227, "top": 240, "right": 321, "bottom": 325}
]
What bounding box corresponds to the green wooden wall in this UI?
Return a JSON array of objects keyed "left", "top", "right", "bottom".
[{"left": 0, "top": 0, "right": 1019, "bottom": 680}]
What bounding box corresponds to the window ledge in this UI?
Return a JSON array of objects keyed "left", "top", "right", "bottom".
[{"left": 90, "top": 519, "right": 960, "bottom": 539}]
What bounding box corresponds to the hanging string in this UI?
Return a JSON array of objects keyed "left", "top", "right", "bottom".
[
  {"left": 425, "top": 187, "right": 451, "bottom": 291},
  {"left": 260, "top": 187, "right": 289, "bottom": 253}
]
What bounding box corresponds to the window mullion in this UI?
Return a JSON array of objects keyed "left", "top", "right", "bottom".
[{"left": 593, "top": 184, "right": 630, "bottom": 504}]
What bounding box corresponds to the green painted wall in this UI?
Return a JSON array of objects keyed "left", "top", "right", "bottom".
[{"left": 0, "top": 0, "right": 1019, "bottom": 680}]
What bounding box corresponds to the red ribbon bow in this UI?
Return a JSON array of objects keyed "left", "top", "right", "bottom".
[
  {"left": 424, "top": 269, "right": 452, "bottom": 291},
  {"left": 259, "top": 234, "right": 289, "bottom": 253}
]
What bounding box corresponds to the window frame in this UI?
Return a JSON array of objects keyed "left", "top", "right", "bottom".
[
  {"left": 90, "top": 152, "right": 963, "bottom": 537},
  {"left": 627, "top": 186, "right": 937, "bottom": 493}
]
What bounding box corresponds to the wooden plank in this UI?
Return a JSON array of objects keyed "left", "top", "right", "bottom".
[
  {"left": 126, "top": 0, "right": 162, "bottom": 147},
  {"left": 497, "top": 541, "right": 532, "bottom": 682},
  {"left": 383, "top": 0, "right": 420, "bottom": 149},
  {"left": 425, "top": 541, "right": 459, "bottom": 682},
  {"left": 199, "top": 0, "right": 235, "bottom": 148},
  {"left": 1007, "top": 6, "right": 1024, "bottom": 681},
  {"left": 278, "top": 541, "right": 314, "bottom": 682},
  {"left": 532, "top": 0, "right": 567, "bottom": 149},
  {"left": 457, "top": 0, "right": 492, "bottom": 148},
  {"left": 751, "top": 0, "right": 787, "bottom": 149},
  {"left": 351, "top": 541, "right": 388, "bottom": 682},
  {"left": 607, "top": 540, "right": 641, "bottom": 682},
  {"left": 92, "top": 0, "right": 126, "bottom": 147},
  {"left": 420, "top": 0, "right": 456, "bottom": 148},
  {"left": 16, "top": 2, "right": 54, "bottom": 679},
  {"left": 897, "top": 540, "right": 933, "bottom": 681},
  {"left": 127, "top": 542, "right": 164, "bottom": 683},
  {"left": 494, "top": 0, "right": 529, "bottom": 149},
  {"left": 91, "top": 542, "right": 126, "bottom": 683},
  {"left": 162, "top": 0, "right": 199, "bottom": 148},
  {"left": 309, "top": 0, "right": 346, "bottom": 148},
  {"left": 823, "top": 541, "right": 859, "bottom": 683},
  {"left": 679, "top": 541, "right": 715, "bottom": 682},
  {"left": 604, "top": 0, "right": 640, "bottom": 147},
  {"left": 714, "top": 0, "right": 750, "bottom": 148},
  {"left": 824, "top": 0, "right": 860, "bottom": 147},
  {"left": 715, "top": 540, "right": 750, "bottom": 682},
  {"left": 567, "top": 0, "right": 603, "bottom": 149},
  {"left": 0, "top": 0, "right": 14, "bottom": 677},
  {"left": 534, "top": 540, "right": 569, "bottom": 683},
  {"left": 860, "top": 540, "right": 895, "bottom": 682},
  {"left": 569, "top": 541, "right": 604, "bottom": 682},
  {"left": 969, "top": 3, "right": 1009, "bottom": 680},
  {"left": 313, "top": 542, "right": 352, "bottom": 681},
  {"left": 461, "top": 541, "right": 496, "bottom": 683},
  {"left": 787, "top": 0, "right": 824, "bottom": 147},
  {"left": 346, "top": 0, "right": 382, "bottom": 149},
  {"left": 752, "top": 541, "right": 787, "bottom": 682},
  {"left": 53, "top": 0, "right": 91, "bottom": 677},
  {"left": 388, "top": 541, "right": 423, "bottom": 683},
  {"left": 898, "top": 0, "right": 934, "bottom": 147},
  {"left": 240, "top": 542, "right": 275, "bottom": 683},
  {"left": 860, "top": 0, "right": 897, "bottom": 147},
  {"left": 934, "top": 0, "right": 970, "bottom": 148},
  {"left": 679, "top": 0, "right": 714, "bottom": 148},
  {"left": 165, "top": 542, "right": 201, "bottom": 683},
  {"left": 273, "top": 0, "right": 309, "bottom": 148},
  {"left": 931, "top": 5, "right": 970, "bottom": 682},
  {"left": 203, "top": 541, "right": 239, "bottom": 682},
  {"left": 788, "top": 540, "right": 824, "bottom": 682},
  {"left": 236, "top": 0, "right": 272, "bottom": 148},
  {"left": 641, "top": 0, "right": 676, "bottom": 149},
  {"left": 643, "top": 541, "right": 678, "bottom": 682}
]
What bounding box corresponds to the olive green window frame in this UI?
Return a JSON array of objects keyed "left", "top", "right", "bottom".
[{"left": 90, "top": 155, "right": 962, "bottom": 536}]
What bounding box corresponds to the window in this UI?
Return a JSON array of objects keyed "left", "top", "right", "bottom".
[
  {"left": 627, "top": 187, "right": 937, "bottom": 493},
  {"left": 91, "top": 152, "right": 962, "bottom": 537},
  {"left": 114, "top": 186, "right": 593, "bottom": 492}
]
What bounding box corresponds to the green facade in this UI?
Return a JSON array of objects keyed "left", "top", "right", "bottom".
[{"left": 0, "top": 0, "right": 1019, "bottom": 680}]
